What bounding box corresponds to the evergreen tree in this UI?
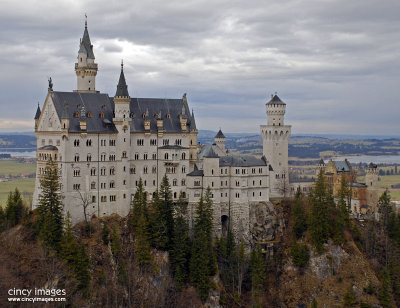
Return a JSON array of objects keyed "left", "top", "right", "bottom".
[
  {"left": 135, "top": 211, "right": 152, "bottom": 268},
  {"left": 311, "top": 298, "right": 318, "bottom": 308},
  {"left": 309, "top": 169, "right": 335, "bottom": 252},
  {"left": 291, "top": 241, "right": 309, "bottom": 268},
  {"left": 337, "top": 173, "right": 350, "bottom": 227},
  {"left": 170, "top": 193, "right": 191, "bottom": 290},
  {"left": 5, "top": 188, "right": 25, "bottom": 227},
  {"left": 379, "top": 268, "right": 393, "bottom": 308},
  {"left": 110, "top": 225, "right": 122, "bottom": 260},
  {"left": 292, "top": 187, "right": 307, "bottom": 239},
  {"left": 250, "top": 245, "right": 266, "bottom": 306},
  {"left": 343, "top": 285, "right": 357, "bottom": 307},
  {"left": 37, "top": 158, "right": 63, "bottom": 251},
  {"left": 0, "top": 206, "right": 5, "bottom": 231},
  {"left": 378, "top": 190, "right": 392, "bottom": 229},
  {"left": 60, "top": 213, "right": 90, "bottom": 292},
  {"left": 160, "top": 175, "right": 174, "bottom": 250},
  {"left": 190, "top": 189, "right": 216, "bottom": 301},
  {"left": 131, "top": 178, "right": 148, "bottom": 233},
  {"left": 101, "top": 223, "right": 110, "bottom": 245}
]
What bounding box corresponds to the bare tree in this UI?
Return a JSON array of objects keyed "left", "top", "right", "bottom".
[
  {"left": 74, "top": 190, "right": 96, "bottom": 226},
  {"left": 275, "top": 171, "right": 290, "bottom": 199}
]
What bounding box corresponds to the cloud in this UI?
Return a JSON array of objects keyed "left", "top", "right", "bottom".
[{"left": 0, "top": 0, "right": 399, "bottom": 134}]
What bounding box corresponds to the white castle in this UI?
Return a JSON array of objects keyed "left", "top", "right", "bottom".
[{"left": 32, "top": 21, "right": 291, "bottom": 237}]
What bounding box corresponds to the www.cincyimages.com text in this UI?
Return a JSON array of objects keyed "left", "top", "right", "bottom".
[{"left": 7, "top": 288, "right": 67, "bottom": 303}]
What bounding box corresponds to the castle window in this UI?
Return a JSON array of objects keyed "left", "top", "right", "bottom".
[
  {"left": 73, "top": 184, "right": 81, "bottom": 190},
  {"left": 143, "top": 153, "right": 148, "bottom": 160},
  {"left": 182, "top": 166, "right": 186, "bottom": 173},
  {"left": 175, "top": 139, "right": 182, "bottom": 145},
  {"left": 181, "top": 179, "right": 186, "bottom": 186},
  {"left": 137, "top": 139, "right": 144, "bottom": 146},
  {"left": 75, "top": 112, "right": 79, "bottom": 118},
  {"left": 74, "top": 154, "right": 80, "bottom": 162},
  {"left": 101, "top": 196, "right": 106, "bottom": 202},
  {"left": 122, "top": 151, "right": 127, "bottom": 158},
  {"left": 173, "top": 179, "right": 177, "bottom": 186},
  {"left": 109, "top": 181, "right": 115, "bottom": 189},
  {"left": 153, "top": 180, "right": 156, "bottom": 186},
  {"left": 164, "top": 153, "right": 169, "bottom": 160},
  {"left": 194, "top": 180, "right": 200, "bottom": 187},
  {"left": 174, "top": 192, "right": 177, "bottom": 198},
  {"left": 123, "top": 180, "right": 126, "bottom": 185},
  {"left": 109, "top": 140, "right": 116, "bottom": 146},
  {"left": 88, "top": 112, "right": 92, "bottom": 118},
  {"left": 91, "top": 182, "right": 96, "bottom": 189},
  {"left": 134, "top": 153, "right": 139, "bottom": 160},
  {"left": 101, "top": 167, "right": 106, "bottom": 176},
  {"left": 152, "top": 166, "right": 157, "bottom": 174},
  {"left": 110, "top": 167, "right": 115, "bottom": 175},
  {"left": 167, "top": 113, "right": 171, "bottom": 119},
  {"left": 260, "top": 180, "right": 262, "bottom": 185},
  {"left": 236, "top": 181, "right": 239, "bottom": 187},
  {"left": 212, "top": 169, "right": 214, "bottom": 175},
  {"left": 163, "top": 139, "right": 169, "bottom": 146},
  {"left": 182, "top": 153, "right": 186, "bottom": 160},
  {"left": 92, "top": 196, "right": 96, "bottom": 203},
  {"left": 144, "top": 166, "right": 148, "bottom": 174},
  {"left": 74, "top": 139, "right": 80, "bottom": 147},
  {"left": 150, "top": 139, "right": 157, "bottom": 146},
  {"left": 91, "top": 168, "right": 96, "bottom": 176},
  {"left": 152, "top": 153, "right": 157, "bottom": 160},
  {"left": 86, "top": 139, "right": 92, "bottom": 146},
  {"left": 182, "top": 192, "right": 186, "bottom": 198},
  {"left": 109, "top": 154, "right": 116, "bottom": 161},
  {"left": 87, "top": 154, "right": 92, "bottom": 162},
  {"left": 130, "top": 167, "right": 136, "bottom": 174},
  {"left": 212, "top": 182, "right": 214, "bottom": 187},
  {"left": 73, "top": 168, "right": 80, "bottom": 177},
  {"left": 260, "top": 192, "right": 262, "bottom": 196},
  {"left": 110, "top": 195, "right": 116, "bottom": 202}
]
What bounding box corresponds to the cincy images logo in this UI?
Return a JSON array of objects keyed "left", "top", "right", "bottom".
[{"left": 7, "top": 288, "right": 67, "bottom": 303}]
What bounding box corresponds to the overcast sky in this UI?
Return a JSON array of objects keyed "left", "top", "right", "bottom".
[{"left": 0, "top": 0, "right": 399, "bottom": 134}]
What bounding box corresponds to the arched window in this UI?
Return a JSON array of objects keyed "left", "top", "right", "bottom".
[
  {"left": 164, "top": 153, "right": 169, "bottom": 160},
  {"left": 181, "top": 152, "right": 186, "bottom": 160}
]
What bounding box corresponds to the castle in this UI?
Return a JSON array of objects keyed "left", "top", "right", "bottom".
[{"left": 32, "top": 21, "right": 291, "bottom": 237}]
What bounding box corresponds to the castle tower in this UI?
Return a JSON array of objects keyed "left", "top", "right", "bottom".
[
  {"left": 317, "top": 158, "right": 326, "bottom": 175},
  {"left": 366, "top": 163, "right": 378, "bottom": 188},
  {"left": 113, "top": 61, "right": 131, "bottom": 121},
  {"left": 260, "top": 94, "right": 291, "bottom": 195},
  {"left": 214, "top": 129, "right": 226, "bottom": 156},
  {"left": 75, "top": 18, "right": 98, "bottom": 92}
]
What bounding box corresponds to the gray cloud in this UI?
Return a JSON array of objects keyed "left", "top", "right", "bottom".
[{"left": 0, "top": 0, "right": 399, "bottom": 134}]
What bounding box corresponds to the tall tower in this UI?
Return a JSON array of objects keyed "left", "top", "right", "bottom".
[
  {"left": 365, "top": 163, "right": 378, "bottom": 188},
  {"left": 75, "top": 18, "right": 98, "bottom": 92},
  {"left": 260, "top": 94, "right": 291, "bottom": 195},
  {"left": 214, "top": 129, "right": 226, "bottom": 156}
]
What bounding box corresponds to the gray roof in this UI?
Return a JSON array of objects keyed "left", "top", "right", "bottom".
[
  {"left": 50, "top": 91, "right": 118, "bottom": 133},
  {"left": 49, "top": 91, "right": 196, "bottom": 134},
  {"left": 158, "top": 145, "right": 189, "bottom": 150},
  {"left": 219, "top": 155, "right": 268, "bottom": 167},
  {"left": 319, "top": 159, "right": 325, "bottom": 165},
  {"left": 34, "top": 104, "right": 41, "bottom": 119},
  {"left": 190, "top": 109, "right": 197, "bottom": 130},
  {"left": 115, "top": 64, "right": 129, "bottom": 97},
  {"left": 368, "top": 162, "right": 377, "bottom": 169},
  {"left": 39, "top": 145, "right": 58, "bottom": 151},
  {"left": 266, "top": 94, "right": 285, "bottom": 105},
  {"left": 127, "top": 97, "right": 195, "bottom": 133},
  {"left": 215, "top": 129, "right": 225, "bottom": 139},
  {"left": 79, "top": 23, "right": 95, "bottom": 59},
  {"left": 333, "top": 160, "right": 351, "bottom": 172},
  {"left": 187, "top": 165, "right": 204, "bottom": 176},
  {"left": 199, "top": 144, "right": 219, "bottom": 158},
  {"left": 349, "top": 182, "right": 367, "bottom": 188}
]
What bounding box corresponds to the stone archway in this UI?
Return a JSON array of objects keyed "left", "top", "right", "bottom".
[{"left": 221, "top": 215, "right": 229, "bottom": 237}]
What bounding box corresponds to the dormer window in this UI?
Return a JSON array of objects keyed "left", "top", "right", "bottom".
[
  {"left": 100, "top": 112, "right": 104, "bottom": 118},
  {"left": 75, "top": 111, "right": 79, "bottom": 118},
  {"left": 166, "top": 113, "right": 171, "bottom": 119},
  {"left": 77, "top": 104, "right": 82, "bottom": 108},
  {"left": 88, "top": 112, "right": 92, "bottom": 118}
]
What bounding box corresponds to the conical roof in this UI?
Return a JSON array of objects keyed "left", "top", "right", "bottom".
[
  {"left": 215, "top": 129, "right": 225, "bottom": 139},
  {"left": 190, "top": 109, "right": 197, "bottom": 130},
  {"left": 115, "top": 62, "right": 129, "bottom": 97},
  {"left": 79, "top": 21, "right": 95, "bottom": 59},
  {"left": 266, "top": 94, "right": 286, "bottom": 105},
  {"left": 34, "top": 104, "right": 41, "bottom": 119}
]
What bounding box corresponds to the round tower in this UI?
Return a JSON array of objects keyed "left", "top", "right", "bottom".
[
  {"left": 75, "top": 18, "right": 98, "bottom": 92},
  {"left": 260, "top": 94, "right": 291, "bottom": 195},
  {"left": 365, "top": 163, "right": 378, "bottom": 188}
]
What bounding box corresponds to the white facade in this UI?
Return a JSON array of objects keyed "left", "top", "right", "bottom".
[{"left": 260, "top": 94, "right": 291, "bottom": 195}]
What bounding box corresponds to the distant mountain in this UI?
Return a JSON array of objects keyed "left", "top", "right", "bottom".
[{"left": 0, "top": 134, "right": 36, "bottom": 150}]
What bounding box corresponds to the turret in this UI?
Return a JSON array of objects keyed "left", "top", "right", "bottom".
[
  {"left": 366, "top": 163, "right": 378, "bottom": 188},
  {"left": 214, "top": 129, "right": 226, "bottom": 155},
  {"left": 34, "top": 103, "right": 41, "bottom": 131},
  {"left": 79, "top": 105, "right": 87, "bottom": 131},
  {"left": 179, "top": 96, "right": 189, "bottom": 131},
  {"left": 266, "top": 94, "right": 286, "bottom": 126},
  {"left": 75, "top": 17, "right": 98, "bottom": 92},
  {"left": 113, "top": 61, "right": 131, "bottom": 123}
]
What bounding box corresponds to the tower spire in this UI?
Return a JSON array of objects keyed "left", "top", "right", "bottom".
[{"left": 115, "top": 60, "right": 129, "bottom": 97}]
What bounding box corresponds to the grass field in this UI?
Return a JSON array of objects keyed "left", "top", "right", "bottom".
[
  {"left": 0, "top": 178, "right": 35, "bottom": 207},
  {"left": 0, "top": 160, "right": 36, "bottom": 177}
]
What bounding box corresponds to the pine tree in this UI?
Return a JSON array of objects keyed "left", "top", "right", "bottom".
[
  {"left": 131, "top": 178, "right": 148, "bottom": 233},
  {"left": 135, "top": 211, "right": 152, "bottom": 268},
  {"left": 309, "top": 169, "right": 335, "bottom": 252},
  {"left": 101, "top": 223, "right": 110, "bottom": 245},
  {"left": 343, "top": 285, "right": 357, "bottom": 307},
  {"left": 337, "top": 173, "right": 350, "bottom": 227},
  {"left": 379, "top": 268, "right": 393, "bottom": 308},
  {"left": 5, "top": 188, "right": 25, "bottom": 227},
  {"left": 292, "top": 187, "right": 307, "bottom": 239},
  {"left": 311, "top": 298, "right": 318, "bottom": 308},
  {"left": 37, "top": 158, "right": 63, "bottom": 251},
  {"left": 190, "top": 189, "right": 216, "bottom": 301},
  {"left": 60, "top": 212, "right": 79, "bottom": 265},
  {"left": 75, "top": 243, "right": 91, "bottom": 292},
  {"left": 160, "top": 174, "right": 174, "bottom": 250},
  {"left": 291, "top": 241, "right": 309, "bottom": 268},
  {"left": 250, "top": 245, "right": 266, "bottom": 306},
  {"left": 170, "top": 193, "right": 191, "bottom": 290},
  {"left": 0, "top": 206, "right": 5, "bottom": 231},
  {"left": 378, "top": 190, "right": 392, "bottom": 229},
  {"left": 110, "top": 225, "right": 122, "bottom": 260}
]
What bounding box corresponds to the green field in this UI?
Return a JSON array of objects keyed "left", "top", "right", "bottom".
[
  {"left": 0, "top": 160, "right": 36, "bottom": 177},
  {"left": 0, "top": 178, "right": 35, "bottom": 207}
]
